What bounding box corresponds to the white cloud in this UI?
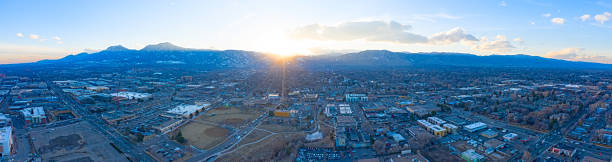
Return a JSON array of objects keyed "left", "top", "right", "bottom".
[
  {"left": 56, "top": 41, "right": 63, "bottom": 44},
  {"left": 29, "top": 34, "right": 39, "bottom": 40},
  {"left": 16, "top": 33, "right": 24, "bottom": 37},
  {"left": 290, "top": 20, "right": 428, "bottom": 44},
  {"left": 545, "top": 48, "right": 612, "bottom": 64},
  {"left": 542, "top": 13, "right": 551, "bottom": 17},
  {"left": 473, "top": 35, "right": 515, "bottom": 53},
  {"left": 53, "top": 36, "right": 61, "bottom": 41},
  {"left": 594, "top": 12, "right": 611, "bottom": 24},
  {"left": 513, "top": 37, "right": 524, "bottom": 43},
  {"left": 499, "top": 1, "right": 507, "bottom": 7},
  {"left": 428, "top": 27, "right": 479, "bottom": 45},
  {"left": 551, "top": 17, "right": 565, "bottom": 24},
  {"left": 530, "top": 21, "right": 536, "bottom": 25},
  {"left": 580, "top": 14, "right": 591, "bottom": 21}
]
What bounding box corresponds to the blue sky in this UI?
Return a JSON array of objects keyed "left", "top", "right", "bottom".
[{"left": 1, "top": 0, "right": 612, "bottom": 63}]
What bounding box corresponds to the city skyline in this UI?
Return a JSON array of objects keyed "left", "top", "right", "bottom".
[{"left": 1, "top": 0, "right": 612, "bottom": 64}]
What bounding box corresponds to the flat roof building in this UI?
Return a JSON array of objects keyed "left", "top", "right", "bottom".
[
  {"left": 166, "top": 103, "right": 210, "bottom": 118},
  {"left": 464, "top": 122, "right": 487, "bottom": 132}
]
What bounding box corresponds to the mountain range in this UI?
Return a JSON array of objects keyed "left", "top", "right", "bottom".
[{"left": 5, "top": 42, "right": 612, "bottom": 70}]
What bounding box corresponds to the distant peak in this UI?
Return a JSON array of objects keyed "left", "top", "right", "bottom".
[
  {"left": 141, "top": 42, "right": 186, "bottom": 51},
  {"left": 103, "top": 45, "right": 130, "bottom": 52}
]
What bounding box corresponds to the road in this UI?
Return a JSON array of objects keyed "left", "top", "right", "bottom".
[
  {"left": 186, "top": 112, "right": 267, "bottom": 162},
  {"left": 47, "top": 81, "right": 155, "bottom": 162}
]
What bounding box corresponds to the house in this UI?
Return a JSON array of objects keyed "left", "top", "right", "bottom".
[{"left": 549, "top": 143, "right": 576, "bottom": 157}]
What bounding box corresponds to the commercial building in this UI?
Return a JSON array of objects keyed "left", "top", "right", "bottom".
[
  {"left": 86, "top": 86, "right": 109, "bottom": 92},
  {"left": 442, "top": 123, "right": 458, "bottom": 133},
  {"left": 338, "top": 104, "right": 352, "bottom": 115},
  {"left": 21, "top": 107, "right": 46, "bottom": 125},
  {"left": 464, "top": 122, "right": 487, "bottom": 132},
  {"left": 417, "top": 120, "right": 446, "bottom": 136},
  {"left": 324, "top": 104, "right": 335, "bottom": 117},
  {"left": 345, "top": 94, "right": 368, "bottom": 102},
  {"left": 461, "top": 149, "right": 485, "bottom": 162},
  {"left": 0, "top": 126, "right": 14, "bottom": 157},
  {"left": 480, "top": 129, "right": 498, "bottom": 138},
  {"left": 549, "top": 143, "right": 576, "bottom": 157},
  {"left": 166, "top": 103, "right": 210, "bottom": 118},
  {"left": 502, "top": 133, "right": 518, "bottom": 141},
  {"left": 112, "top": 92, "right": 152, "bottom": 100},
  {"left": 273, "top": 110, "right": 293, "bottom": 117},
  {"left": 0, "top": 114, "right": 11, "bottom": 127},
  {"left": 153, "top": 118, "right": 183, "bottom": 133},
  {"left": 427, "top": 117, "right": 446, "bottom": 125}
]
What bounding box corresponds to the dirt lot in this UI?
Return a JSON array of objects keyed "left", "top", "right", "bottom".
[
  {"left": 180, "top": 122, "right": 230, "bottom": 150},
  {"left": 257, "top": 122, "right": 301, "bottom": 132},
  {"left": 421, "top": 145, "right": 462, "bottom": 162},
  {"left": 197, "top": 107, "right": 261, "bottom": 127},
  {"left": 218, "top": 133, "right": 305, "bottom": 161},
  {"left": 238, "top": 129, "right": 272, "bottom": 145},
  {"left": 30, "top": 121, "right": 127, "bottom": 162}
]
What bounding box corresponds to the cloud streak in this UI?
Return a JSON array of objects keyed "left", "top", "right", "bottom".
[
  {"left": 290, "top": 21, "right": 428, "bottom": 44},
  {"left": 290, "top": 21, "right": 478, "bottom": 46},
  {"left": 545, "top": 48, "right": 612, "bottom": 64}
]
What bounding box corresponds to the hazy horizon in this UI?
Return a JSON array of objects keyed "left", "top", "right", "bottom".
[{"left": 2, "top": 0, "right": 612, "bottom": 64}]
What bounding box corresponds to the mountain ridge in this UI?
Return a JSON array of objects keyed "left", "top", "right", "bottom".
[{"left": 3, "top": 43, "right": 611, "bottom": 70}]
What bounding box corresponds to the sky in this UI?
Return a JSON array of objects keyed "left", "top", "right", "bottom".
[{"left": 1, "top": 0, "right": 612, "bottom": 64}]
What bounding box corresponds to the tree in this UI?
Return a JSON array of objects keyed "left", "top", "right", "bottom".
[{"left": 176, "top": 131, "right": 186, "bottom": 144}]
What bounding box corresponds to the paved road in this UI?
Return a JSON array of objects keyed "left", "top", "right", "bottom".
[
  {"left": 186, "top": 113, "right": 267, "bottom": 162},
  {"left": 48, "top": 81, "right": 155, "bottom": 162}
]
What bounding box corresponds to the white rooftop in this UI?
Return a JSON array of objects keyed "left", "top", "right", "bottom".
[{"left": 465, "top": 122, "right": 487, "bottom": 129}]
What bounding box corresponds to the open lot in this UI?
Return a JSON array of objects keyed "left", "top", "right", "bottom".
[
  {"left": 218, "top": 133, "right": 305, "bottom": 161},
  {"left": 197, "top": 107, "right": 262, "bottom": 127},
  {"left": 30, "top": 121, "right": 127, "bottom": 162},
  {"left": 180, "top": 122, "right": 230, "bottom": 150}
]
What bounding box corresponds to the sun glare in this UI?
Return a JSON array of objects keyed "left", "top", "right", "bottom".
[{"left": 255, "top": 31, "right": 312, "bottom": 57}]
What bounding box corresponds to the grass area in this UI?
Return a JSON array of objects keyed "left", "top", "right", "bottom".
[
  {"left": 257, "top": 123, "right": 301, "bottom": 132},
  {"left": 238, "top": 129, "right": 272, "bottom": 145},
  {"left": 197, "top": 107, "right": 261, "bottom": 127},
  {"left": 218, "top": 133, "right": 305, "bottom": 161},
  {"left": 180, "top": 122, "right": 230, "bottom": 150}
]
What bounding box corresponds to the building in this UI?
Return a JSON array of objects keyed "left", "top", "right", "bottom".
[
  {"left": 21, "top": 107, "right": 46, "bottom": 125},
  {"left": 345, "top": 94, "right": 368, "bottom": 102},
  {"left": 112, "top": 92, "right": 152, "bottom": 100},
  {"left": 427, "top": 117, "right": 446, "bottom": 125},
  {"left": 324, "top": 104, "right": 335, "bottom": 117},
  {"left": 480, "top": 129, "right": 498, "bottom": 138},
  {"left": 443, "top": 123, "right": 458, "bottom": 133},
  {"left": 336, "top": 116, "right": 357, "bottom": 127},
  {"left": 406, "top": 105, "right": 440, "bottom": 117},
  {"left": 86, "top": 86, "right": 109, "bottom": 92},
  {"left": 0, "top": 114, "right": 11, "bottom": 127},
  {"left": 273, "top": 110, "right": 292, "bottom": 117},
  {"left": 153, "top": 118, "right": 183, "bottom": 133},
  {"left": 166, "top": 103, "right": 210, "bottom": 118},
  {"left": 417, "top": 120, "right": 446, "bottom": 136},
  {"left": 464, "top": 122, "right": 487, "bottom": 132},
  {"left": 461, "top": 149, "right": 485, "bottom": 162},
  {"left": 549, "top": 143, "right": 576, "bottom": 157},
  {"left": 503, "top": 133, "right": 518, "bottom": 141},
  {"left": 303, "top": 93, "right": 318, "bottom": 102},
  {"left": 338, "top": 104, "right": 352, "bottom": 115},
  {"left": 0, "top": 127, "right": 14, "bottom": 157}
]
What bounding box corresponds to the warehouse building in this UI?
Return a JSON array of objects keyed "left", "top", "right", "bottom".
[
  {"left": 464, "top": 122, "right": 487, "bottom": 132},
  {"left": 166, "top": 103, "right": 210, "bottom": 118}
]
